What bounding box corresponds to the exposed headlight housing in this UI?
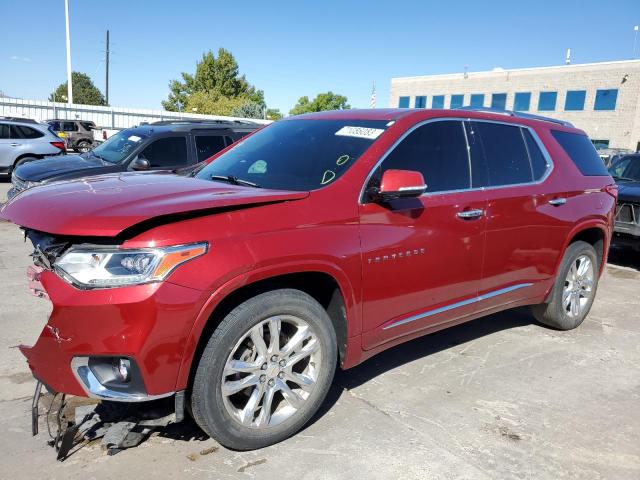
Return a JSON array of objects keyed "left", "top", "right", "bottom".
[{"left": 54, "top": 242, "right": 208, "bottom": 288}]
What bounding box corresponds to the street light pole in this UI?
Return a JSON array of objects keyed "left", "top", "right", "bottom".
[
  {"left": 64, "top": 0, "right": 73, "bottom": 104},
  {"left": 634, "top": 26, "right": 639, "bottom": 59}
]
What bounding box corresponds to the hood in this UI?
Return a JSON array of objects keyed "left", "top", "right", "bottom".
[
  {"left": 14, "top": 154, "right": 115, "bottom": 182},
  {"left": 615, "top": 179, "right": 640, "bottom": 203},
  {"left": 1, "top": 173, "right": 309, "bottom": 237}
]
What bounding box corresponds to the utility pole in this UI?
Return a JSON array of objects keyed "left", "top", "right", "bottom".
[
  {"left": 64, "top": 0, "right": 73, "bottom": 104},
  {"left": 105, "top": 29, "right": 110, "bottom": 105},
  {"left": 634, "top": 26, "right": 639, "bottom": 59}
]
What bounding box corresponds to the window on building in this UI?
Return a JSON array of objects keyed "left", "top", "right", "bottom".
[
  {"left": 398, "top": 96, "right": 410, "bottom": 108},
  {"left": 432, "top": 95, "right": 445, "bottom": 109},
  {"left": 565, "top": 90, "right": 586, "bottom": 111},
  {"left": 594, "top": 89, "right": 618, "bottom": 111},
  {"left": 415, "top": 96, "right": 427, "bottom": 108},
  {"left": 538, "top": 91, "right": 557, "bottom": 111},
  {"left": 450, "top": 94, "right": 464, "bottom": 109},
  {"left": 491, "top": 93, "right": 507, "bottom": 110},
  {"left": 380, "top": 120, "right": 470, "bottom": 193},
  {"left": 472, "top": 121, "right": 532, "bottom": 186},
  {"left": 551, "top": 130, "right": 609, "bottom": 176},
  {"left": 514, "top": 92, "right": 531, "bottom": 111},
  {"left": 469, "top": 94, "right": 484, "bottom": 107}
]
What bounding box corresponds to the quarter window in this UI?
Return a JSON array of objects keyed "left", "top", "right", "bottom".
[
  {"left": 522, "top": 129, "right": 549, "bottom": 180},
  {"left": 514, "top": 92, "right": 531, "bottom": 111},
  {"left": 472, "top": 122, "right": 532, "bottom": 186},
  {"left": 415, "top": 96, "right": 427, "bottom": 108},
  {"left": 450, "top": 94, "right": 464, "bottom": 109},
  {"left": 379, "top": 121, "right": 470, "bottom": 193},
  {"left": 398, "top": 96, "right": 410, "bottom": 108},
  {"left": 538, "top": 91, "right": 557, "bottom": 111},
  {"left": 470, "top": 94, "right": 485, "bottom": 107},
  {"left": 565, "top": 90, "right": 586, "bottom": 111},
  {"left": 594, "top": 89, "right": 618, "bottom": 111},
  {"left": 139, "top": 136, "right": 189, "bottom": 168},
  {"left": 431, "top": 95, "right": 445, "bottom": 109},
  {"left": 551, "top": 130, "right": 609, "bottom": 176},
  {"left": 491, "top": 93, "right": 507, "bottom": 110}
]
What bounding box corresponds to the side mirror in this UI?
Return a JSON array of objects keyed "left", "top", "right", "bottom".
[
  {"left": 130, "top": 157, "right": 150, "bottom": 171},
  {"left": 369, "top": 169, "right": 427, "bottom": 202}
]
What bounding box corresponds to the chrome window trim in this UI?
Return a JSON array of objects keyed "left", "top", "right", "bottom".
[
  {"left": 359, "top": 117, "right": 555, "bottom": 204},
  {"left": 383, "top": 283, "right": 533, "bottom": 330}
]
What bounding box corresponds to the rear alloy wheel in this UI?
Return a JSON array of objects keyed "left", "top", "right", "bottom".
[
  {"left": 532, "top": 241, "right": 599, "bottom": 330},
  {"left": 191, "top": 289, "right": 337, "bottom": 450},
  {"left": 76, "top": 140, "right": 92, "bottom": 153}
]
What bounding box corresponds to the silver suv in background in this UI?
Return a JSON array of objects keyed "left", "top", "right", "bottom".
[{"left": 0, "top": 118, "right": 66, "bottom": 175}]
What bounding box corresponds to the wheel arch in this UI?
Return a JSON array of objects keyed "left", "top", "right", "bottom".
[{"left": 174, "top": 263, "right": 360, "bottom": 392}]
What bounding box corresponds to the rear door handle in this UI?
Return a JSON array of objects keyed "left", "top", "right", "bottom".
[
  {"left": 10, "top": 143, "right": 20, "bottom": 147},
  {"left": 457, "top": 209, "right": 484, "bottom": 219},
  {"left": 548, "top": 198, "right": 567, "bottom": 206}
]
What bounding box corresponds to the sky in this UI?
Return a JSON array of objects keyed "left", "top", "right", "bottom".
[{"left": 0, "top": 0, "right": 639, "bottom": 114}]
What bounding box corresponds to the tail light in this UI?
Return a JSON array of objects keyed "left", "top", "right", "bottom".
[
  {"left": 102, "top": 131, "right": 107, "bottom": 140},
  {"left": 603, "top": 184, "right": 618, "bottom": 199},
  {"left": 50, "top": 141, "right": 66, "bottom": 151}
]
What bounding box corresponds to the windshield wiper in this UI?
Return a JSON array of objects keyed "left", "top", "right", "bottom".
[{"left": 210, "top": 175, "right": 261, "bottom": 188}]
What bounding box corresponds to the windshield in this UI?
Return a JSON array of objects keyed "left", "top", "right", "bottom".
[
  {"left": 91, "top": 129, "right": 148, "bottom": 164},
  {"left": 195, "top": 119, "right": 389, "bottom": 191},
  {"left": 609, "top": 156, "right": 640, "bottom": 181}
]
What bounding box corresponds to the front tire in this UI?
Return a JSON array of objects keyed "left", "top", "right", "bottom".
[
  {"left": 532, "top": 241, "right": 599, "bottom": 330},
  {"left": 191, "top": 289, "right": 337, "bottom": 450}
]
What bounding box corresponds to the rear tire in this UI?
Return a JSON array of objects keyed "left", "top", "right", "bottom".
[
  {"left": 76, "top": 140, "right": 92, "bottom": 153},
  {"left": 11, "top": 156, "right": 38, "bottom": 174},
  {"left": 532, "top": 241, "right": 599, "bottom": 330},
  {"left": 191, "top": 289, "right": 337, "bottom": 450}
]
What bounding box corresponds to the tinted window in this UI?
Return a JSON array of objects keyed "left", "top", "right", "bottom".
[
  {"left": 609, "top": 156, "right": 633, "bottom": 178},
  {"left": 140, "top": 136, "right": 189, "bottom": 168},
  {"left": 538, "top": 91, "right": 557, "bottom": 111},
  {"left": 472, "top": 122, "right": 532, "bottom": 186},
  {"left": 470, "top": 94, "right": 484, "bottom": 107},
  {"left": 0, "top": 123, "right": 10, "bottom": 139},
  {"left": 450, "top": 94, "right": 464, "bottom": 109},
  {"left": 80, "top": 121, "right": 95, "bottom": 131},
  {"left": 514, "top": 92, "right": 531, "bottom": 111},
  {"left": 594, "top": 89, "right": 618, "bottom": 111},
  {"left": 10, "top": 125, "right": 44, "bottom": 139},
  {"left": 565, "top": 90, "right": 586, "bottom": 111},
  {"left": 379, "top": 121, "right": 470, "bottom": 193},
  {"left": 415, "top": 96, "right": 427, "bottom": 108},
  {"left": 432, "top": 95, "right": 445, "bottom": 109},
  {"left": 62, "top": 121, "right": 78, "bottom": 131},
  {"left": 522, "top": 129, "right": 549, "bottom": 180},
  {"left": 399, "top": 96, "right": 410, "bottom": 108},
  {"left": 197, "top": 120, "right": 389, "bottom": 191},
  {"left": 551, "top": 130, "right": 609, "bottom": 176},
  {"left": 195, "top": 135, "right": 227, "bottom": 162},
  {"left": 48, "top": 121, "right": 61, "bottom": 131},
  {"left": 491, "top": 93, "right": 507, "bottom": 110},
  {"left": 615, "top": 157, "right": 640, "bottom": 181}
]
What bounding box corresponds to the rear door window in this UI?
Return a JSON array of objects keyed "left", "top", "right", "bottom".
[
  {"left": 551, "top": 130, "right": 609, "bottom": 176},
  {"left": 139, "top": 136, "right": 189, "bottom": 168},
  {"left": 471, "top": 122, "right": 532, "bottom": 186},
  {"left": 10, "top": 125, "right": 44, "bottom": 139},
  {"left": 0, "top": 123, "right": 9, "bottom": 139},
  {"left": 62, "top": 121, "right": 78, "bottom": 132},
  {"left": 195, "top": 135, "right": 227, "bottom": 162},
  {"left": 379, "top": 120, "right": 470, "bottom": 193}
]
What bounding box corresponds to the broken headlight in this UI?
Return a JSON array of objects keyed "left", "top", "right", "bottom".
[{"left": 54, "top": 242, "right": 208, "bottom": 288}]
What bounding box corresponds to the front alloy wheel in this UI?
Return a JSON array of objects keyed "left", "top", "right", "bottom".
[{"left": 191, "top": 289, "right": 337, "bottom": 450}]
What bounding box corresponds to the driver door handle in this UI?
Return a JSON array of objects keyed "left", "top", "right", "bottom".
[
  {"left": 457, "top": 209, "right": 484, "bottom": 219},
  {"left": 548, "top": 198, "right": 567, "bottom": 206}
]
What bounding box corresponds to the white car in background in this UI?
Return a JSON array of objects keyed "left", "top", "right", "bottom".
[{"left": 0, "top": 118, "right": 66, "bottom": 175}]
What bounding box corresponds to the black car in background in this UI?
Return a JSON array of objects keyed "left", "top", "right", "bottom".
[
  {"left": 609, "top": 153, "right": 640, "bottom": 251},
  {"left": 9, "top": 120, "right": 260, "bottom": 199}
]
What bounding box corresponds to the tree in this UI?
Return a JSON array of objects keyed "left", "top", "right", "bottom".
[
  {"left": 162, "top": 48, "right": 264, "bottom": 115},
  {"left": 266, "top": 108, "right": 283, "bottom": 120},
  {"left": 289, "top": 92, "right": 350, "bottom": 115},
  {"left": 49, "top": 72, "right": 106, "bottom": 105},
  {"left": 231, "top": 101, "right": 264, "bottom": 119}
]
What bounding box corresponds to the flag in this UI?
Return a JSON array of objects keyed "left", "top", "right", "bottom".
[{"left": 370, "top": 81, "right": 376, "bottom": 109}]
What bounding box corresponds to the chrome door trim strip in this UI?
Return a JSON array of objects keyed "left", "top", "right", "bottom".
[{"left": 382, "top": 282, "right": 533, "bottom": 330}]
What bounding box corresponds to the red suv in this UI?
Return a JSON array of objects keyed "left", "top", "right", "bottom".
[{"left": 1, "top": 108, "right": 616, "bottom": 450}]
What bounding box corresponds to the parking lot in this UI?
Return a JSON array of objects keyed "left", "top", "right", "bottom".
[{"left": 0, "top": 178, "right": 638, "bottom": 479}]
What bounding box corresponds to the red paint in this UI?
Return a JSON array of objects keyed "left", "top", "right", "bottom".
[{"left": 4, "top": 109, "right": 615, "bottom": 399}]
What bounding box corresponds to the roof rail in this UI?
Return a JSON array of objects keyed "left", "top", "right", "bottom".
[
  {"left": 455, "top": 107, "right": 574, "bottom": 127},
  {"left": 0, "top": 116, "right": 38, "bottom": 124},
  {"left": 149, "top": 119, "right": 259, "bottom": 126}
]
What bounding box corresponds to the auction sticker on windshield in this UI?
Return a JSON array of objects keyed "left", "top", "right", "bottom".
[
  {"left": 335, "top": 126, "right": 385, "bottom": 140},
  {"left": 128, "top": 135, "right": 142, "bottom": 142}
]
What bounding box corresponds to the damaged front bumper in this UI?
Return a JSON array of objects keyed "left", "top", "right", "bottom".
[{"left": 20, "top": 264, "right": 207, "bottom": 402}]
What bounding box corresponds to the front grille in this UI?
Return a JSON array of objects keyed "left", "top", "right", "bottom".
[{"left": 615, "top": 203, "right": 640, "bottom": 225}]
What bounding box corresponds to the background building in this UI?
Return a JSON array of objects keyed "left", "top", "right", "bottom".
[{"left": 390, "top": 60, "right": 640, "bottom": 151}]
